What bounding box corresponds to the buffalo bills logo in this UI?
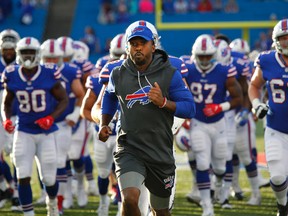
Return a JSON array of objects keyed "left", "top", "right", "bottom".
[
  {"left": 131, "top": 27, "right": 145, "bottom": 34},
  {"left": 125, "top": 85, "right": 151, "bottom": 108},
  {"left": 181, "top": 136, "right": 191, "bottom": 150}
]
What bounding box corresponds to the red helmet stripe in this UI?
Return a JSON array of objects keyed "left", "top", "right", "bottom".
[
  {"left": 25, "top": 37, "right": 31, "bottom": 45},
  {"left": 281, "top": 19, "right": 288, "bottom": 31},
  {"left": 50, "top": 40, "right": 55, "bottom": 53},
  {"left": 61, "top": 37, "right": 67, "bottom": 51},
  {"left": 214, "top": 39, "right": 221, "bottom": 47},
  {"left": 241, "top": 39, "right": 245, "bottom": 49},
  {"left": 201, "top": 38, "right": 207, "bottom": 51},
  {"left": 117, "top": 35, "right": 123, "bottom": 48}
]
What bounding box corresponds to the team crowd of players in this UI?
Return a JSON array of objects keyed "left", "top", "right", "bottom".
[{"left": 0, "top": 18, "right": 287, "bottom": 216}]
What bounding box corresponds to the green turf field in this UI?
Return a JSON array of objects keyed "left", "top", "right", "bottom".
[{"left": 0, "top": 120, "right": 278, "bottom": 216}]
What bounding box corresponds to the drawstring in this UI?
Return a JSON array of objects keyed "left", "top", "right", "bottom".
[{"left": 137, "top": 71, "right": 152, "bottom": 94}]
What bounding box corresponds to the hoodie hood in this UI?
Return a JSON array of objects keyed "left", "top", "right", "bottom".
[{"left": 122, "top": 49, "right": 171, "bottom": 77}]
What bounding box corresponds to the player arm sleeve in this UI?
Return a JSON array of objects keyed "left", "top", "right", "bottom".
[
  {"left": 101, "top": 74, "right": 118, "bottom": 116},
  {"left": 169, "top": 70, "right": 196, "bottom": 119}
]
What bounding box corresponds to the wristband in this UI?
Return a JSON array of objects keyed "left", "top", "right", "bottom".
[
  {"left": 220, "top": 101, "right": 231, "bottom": 111},
  {"left": 252, "top": 98, "right": 261, "bottom": 109},
  {"left": 159, "top": 97, "right": 167, "bottom": 108}
]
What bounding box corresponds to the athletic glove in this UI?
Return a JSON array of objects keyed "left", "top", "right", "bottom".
[
  {"left": 2, "top": 119, "right": 15, "bottom": 134},
  {"left": 252, "top": 99, "right": 269, "bottom": 119},
  {"left": 35, "top": 115, "right": 54, "bottom": 130},
  {"left": 203, "top": 104, "right": 223, "bottom": 117},
  {"left": 182, "top": 119, "right": 191, "bottom": 130},
  {"left": 235, "top": 108, "right": 249, "bottom": 126}
]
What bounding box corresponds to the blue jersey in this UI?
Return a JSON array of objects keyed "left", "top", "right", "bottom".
[
  {"left": 230, "top": 56, "right": 250, "bottom": 80},
  {"left": 85, "top": 74, "right": 103, "bottom": 96},
  {"left": 169, "top": 55, "right": 188, "bottom": 79},
  {"left": 231, "top": 51, "right": 252, "bottom": 76},
  {"left": 2, "top": 64, "right": 61, "bottom": 134},
  {"left": 85, "top": 73, "right": 118, "bottom": 134},
  {"left": 73, "top": 58, "right": 97, "bottom": 76},
  {"left": 55, "top": 63, "right": 82, "bottom": 122},
  {"left": 95, "top": 55, "right": 110, "bottom": 75},
  {"left": 256, "top": 50, "right": 288, "bottom": 133},
  {"left": 99, "top": 59, "right": 124, "bottom": 85},
  {"left": 0, "top": 57, "right": 17, "bottom": 90},
  {"left": 186, "top": 61, "right": 237, "bottom": 123}
]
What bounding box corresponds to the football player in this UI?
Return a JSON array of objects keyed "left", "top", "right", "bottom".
[
  {"left": 56, "top": 36, "right": 88, "bottom": 209},
  {"left": 185, "top": 34, "right": 242, "bottom": 216},
  {"left": 248, "top": 18, "right": 288, "bottom": 216},
  {"left": 39, "top": 38, "right": 85, "bottom": 213},
  {"left": 82, "top": 33, "right": 126, "bottom": 216},
  {"left": 1, "top": 37, "right": 68, "bottom": 216},
  {"left": 0, "top": 28, "right": 21, "bottom": 211}
]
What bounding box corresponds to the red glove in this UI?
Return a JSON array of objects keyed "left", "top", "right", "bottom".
[
  {"left": 2, "top": 119, "right": 15, "bottom": 134},
  {"left": 182, "top": 119, "right": 191, "bottom": 130},
  {"left": 35, "top": 116, "right": 54, "bottom": 130},
  {"left": 203, "top": 104, "right": 222, "bottom": 117}
]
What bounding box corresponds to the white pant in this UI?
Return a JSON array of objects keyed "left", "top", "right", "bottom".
[
  {"left": 55, "top": 121, "right": 72, "bottom": 168},
  {"left": 68, "top": 119, "right": 91, "bottom": 160},
  {"left": 13, "top": 131, "right": 57, "bottom": 186},
  {"left": 189, "top": 118, "right": 227, "bottom": 173}
]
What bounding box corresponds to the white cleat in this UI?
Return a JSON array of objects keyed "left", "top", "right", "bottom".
[
  {"left": 36, "top": 190, "right": 47, "bottom": 205},
  {"left": 201, "top": 201, "right": 214, "bottom": 216},
  {"left": 71, "top": 178, "right": 77, "bottom": 198},
  {"left": 258, "top": 176, "right": 270, "bottom": 188},
  {"left": 87, "top": 180, "right": 99, "bottom": 196},
  {"left": 97, "top": 195, "right": 110, "bottom": 216},
  {"left": 46, "top": 198, "right": 59, "bottom": 216},
  {"left": 63, "top": 191, "right": 73, "bottom": 209},
  {"left": 77, "top": 186, "right": 88, "bottom": 207},
  {"left": 186, "top": 187, "right": 201, "bottom": 206},
  {"left": 247, "top": 193, "right": 261, "bottom": 206}
]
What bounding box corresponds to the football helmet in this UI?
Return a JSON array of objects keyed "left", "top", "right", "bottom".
[
  {"left": 229, "top": 38, "right": 250, "bottom": 54},
  {"left": 16, "top": 37, "right": 40, "bottom": 69},
  {"left": 109, "top": 33, "right": 126, "bottom": 60},
  {"left": 40, "top": 39, "right": 63, "bottom": 66},
  {"left": 57, "top": 36, "right": 74, "bottom": 61},
  {"left": 72, "top": 40, "right": 89, "bottom": 60},
  {"left": 214, "top": 39, "right": 231, "bottom": 64},
  {"left": 0, "top": 29, "right": 20, "bottom": 49},
  {"left": 175, "top": 126, "right": 192, "bottom": 152},
  {"left": 192, "top": 34, "right": 217, "bottom": 70},
  {"left": 125, "top": 20, "right": 161, "bottom": 48},
  {"left": 272, "top": 19, "right": 288, "bottom": 55}
]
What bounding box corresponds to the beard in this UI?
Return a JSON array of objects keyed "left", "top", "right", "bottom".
[{"left": 132, "top": 52, "right": 146, "bottom": 66}]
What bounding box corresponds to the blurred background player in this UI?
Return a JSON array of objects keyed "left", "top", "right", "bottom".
[
  {"left": 55, "top": 36, "right": 88, "bottom": 209},
  {"left": 71, "top": 40, "right": 99, "bottom": 197},
  {"left": 39, "top": 38, "right": 85, "bottom": 214},
  {"left": 214, "top": 38, "right": 261, "bottom": 207},
  {"left": 86, "top": 33, "right": 126, "bottom": 216},
  {"left": 185, "top": 34, "right": 242, "bottom": 216},
  {"left": 248, "top": 18, "right": 288, "bottom": 216},
  {"left": 1, "top": 36, "right": 68, "bottom": 216},
  {"left": 0, "top": 28, "right": 21, "bottom": 211}
]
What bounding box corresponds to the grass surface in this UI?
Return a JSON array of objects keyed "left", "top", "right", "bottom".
[{"left": 0, "top": 120, "right": 277, "bottom": 216}]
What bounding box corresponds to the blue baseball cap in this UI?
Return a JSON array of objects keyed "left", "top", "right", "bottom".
[{"left": 127, "top": 26, "right": 154, "bottom": 42}]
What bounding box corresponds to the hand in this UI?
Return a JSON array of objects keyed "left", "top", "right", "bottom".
[
  {"left": 148, "top": 82, "right": 165, "bottom": 107},
  {"left": 98, "top": 125, "right": 112, "bottom": 142},
  {"left": 2, "top": 119, "right": 15, "bottom": 134},
  {"left": 235, "top": 108, "right": 249, "bottom": 126},
  {"left": 35, "top": 115, "right": 54, "bottom": 130},
  {"left": 203, "top": 104, "right": 222, "bottom": 117},
  {"left": 252, "top": 103, "right": 269, "bottom": 119}
]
